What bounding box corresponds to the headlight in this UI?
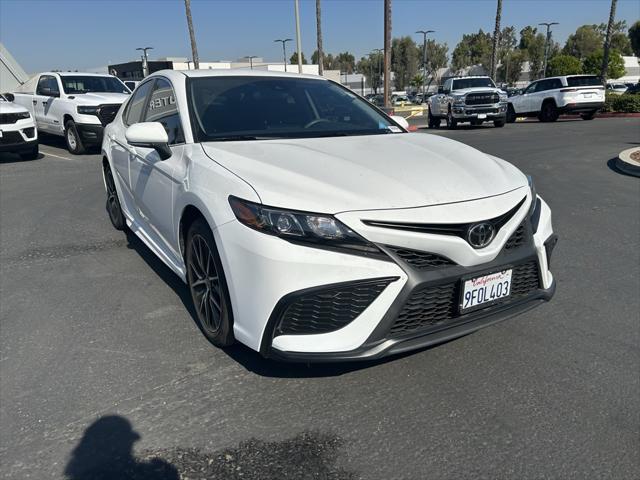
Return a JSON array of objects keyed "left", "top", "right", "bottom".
[
  {"left": 527, "top": 175, "right": 542, "bottom": 232},
  {"left": 499, "top": 93, "right": 508, "bottom": 102},
  {"left": 229, "top": 196, "right": 384, "bottom": 257},
  {"left": 452, "top": 95, "right": 465, "bottom": 105},
  {"left": 77, "top": 105, "right": 99, "bottom": 115},
  {"left": 16, "top": 111, "right": 30, "bottom": 119}
]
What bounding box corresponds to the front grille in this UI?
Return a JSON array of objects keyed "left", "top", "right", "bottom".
[
  {"left": 465, "top": 92, "right": 499, "bottom": 105},
  {"left": 505, "top": 223, "right": 527, "bottom": 250},
  {"left": 387, "top": 246, "right": 456, "bottom": 270},
  {"left": 389, "top": 260, "right": 541, "bottom": 337},
  {"left": 466, "top": 107, "right": 498, "bottom": 114},
  {"left": 277, "top": 278, "right": 395, "bottom": 335},
  {"left": 0, "top": 131, "right": 23, "bottom": 145},
  {"left": 97, "top": 104, "right": 121, "bottom": 126},
  {"left": 0, "top": 113, "right": 24, "bottom": 124}
]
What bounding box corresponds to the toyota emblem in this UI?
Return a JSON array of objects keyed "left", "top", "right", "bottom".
[{"left": 467, "top": 222, "right": 495, "bottom": 248}]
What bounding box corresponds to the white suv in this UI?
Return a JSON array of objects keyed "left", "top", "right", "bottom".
[{"left": 507, "top": 75, "right": 605, "bottom": 122}]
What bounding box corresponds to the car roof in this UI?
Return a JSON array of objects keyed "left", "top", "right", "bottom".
[
  {"left": 172, "top": 68, "right": 327, "bottom": 81},
  {"left": 40, "top": 72, "right": 119, "bottom": 78}
]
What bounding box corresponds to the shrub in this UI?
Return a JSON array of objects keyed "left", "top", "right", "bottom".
[{"left": 602, "top": 93, "right": 640, "bottom": 113}]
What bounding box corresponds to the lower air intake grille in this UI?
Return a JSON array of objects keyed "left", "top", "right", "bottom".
[
  {"left": 389, "top": 260, "right": 541, "bottom": 337},
  {"left": 0, "top": 131, "right": 23, "bottom": 145},
  {"left": 505, "top": 223, "right": 527, "bottom": 250},
  {"left": 277, "top": 278, "right": 395, "bottom": 335},
  {"left": 387, "top": 246, "right": 456, "bottom": 270}
]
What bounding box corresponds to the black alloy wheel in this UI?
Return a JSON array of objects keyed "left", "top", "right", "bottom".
[{"left": 104, "top": 164, "right": 126, "bottom": 230}]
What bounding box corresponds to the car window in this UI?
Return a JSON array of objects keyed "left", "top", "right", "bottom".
[
  {"left": 451, "top": 77, "right": 496, "bottom": 89},
  {"left": 60, "top": 76, "right": 129, "bottom": 94},
  {"left": 534, "top": 80, "right": 550, "bottom": 92},
  {"left": 143, "top": 78, "right": 185, "bottom": 145},
  {"left": 36, "top": 75, "right": 59, "bottom": 95},
  {"left": 548, "top": 79, "right": 563, "bottom": 90},
  {"left": 124, "top": 80, "right": 154, "bottom": 126},
  {"left": 567, "top": 76, "right": 603, "bottom": 87},
  {"left": 523, "top": 82, "right": 537, "bottom": 94}
]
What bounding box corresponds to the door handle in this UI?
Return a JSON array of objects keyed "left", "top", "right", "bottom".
[{"left": 32, "top": 100, "right": 37, "bottom": 105}]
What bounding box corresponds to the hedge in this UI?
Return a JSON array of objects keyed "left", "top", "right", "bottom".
[{"left": 602, "top": 93, "right": 640, "bottom": 113}]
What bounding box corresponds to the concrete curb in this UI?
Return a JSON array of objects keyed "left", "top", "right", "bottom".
[{"left": 616, "top": 147, "right": 640, "bottom": 177}]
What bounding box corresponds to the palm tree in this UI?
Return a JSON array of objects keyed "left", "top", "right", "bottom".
[
  {"left": 184, "top": 0, "right": 200, "bottom": 69},
  {"left": 316, "top": 0, "right": 324, "bottom": 76},
  {"left": 601, "top": 0, "right": 618, "bottom": 79},
  {"left": 490, "top": 0, "right": 502, "bottom": 80}
]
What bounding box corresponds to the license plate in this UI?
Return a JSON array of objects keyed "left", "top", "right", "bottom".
[
  {"left": 477, "top": 113, "right": 487, "bottom": 119},
  {"left": 584, "top": 93, "right": 593, "bottom": 98},
  {"left": 461, "top": 269, "right": 512, "bottom": 312}
]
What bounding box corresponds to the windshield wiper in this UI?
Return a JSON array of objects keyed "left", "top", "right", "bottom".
[{"left": 210, "top": 135, "right": 278, "bottom": 141}]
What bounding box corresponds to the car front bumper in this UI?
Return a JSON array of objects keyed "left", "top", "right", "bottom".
[
  {"left": 76, "top": 123, "right": 105, "bottom": 146},
  {"left": 451, "top": 103, "right": 507, "bottom": 120},
  {"left": 217, "top": 191, "right": 556, "bottom": 362},
  {"left": 0, "top": 119, "right": 38, "bottom": 153}
]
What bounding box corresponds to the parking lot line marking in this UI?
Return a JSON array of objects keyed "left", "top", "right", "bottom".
[{"left": 40, "top": 149, "right": 77, "bottom": 161}]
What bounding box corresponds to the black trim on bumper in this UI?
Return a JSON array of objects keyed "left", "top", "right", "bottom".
[
  {"left": 0, "top": 138, "right": 38, "bottom": 153},
  {"left": 560, "top": 102, "right": 604, "bottom": 113},
  {"left": 76, "top": 123, "right": 104, "bottom": 145}
]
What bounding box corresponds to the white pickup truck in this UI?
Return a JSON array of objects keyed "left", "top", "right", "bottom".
[{"left": 12, "top": 72, "right": 130, "bottom": 154}]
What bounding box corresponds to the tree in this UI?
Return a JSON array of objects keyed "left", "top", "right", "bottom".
[
  {"left": 410, "top": 74, "right": 424, "bottom": 90},
  {"left": 425, "top": 40, "right": 448, "bottom": 87},
  {"left": 490, "top": 0, "right": 502, "bottom": 79},
  {"left": 290, "top": 52, "right": 307, "bottom": 65},
  {"left": 594, "top": 20, "right": 633, "bottom": 55},
  {"left": 497, "top": 49, "right": 526, "bottom": 85},
  {"left": 522, "top": 28, "right": 547, "bottom": 80},
  {"left": 546, "top": 55, "right": 583, "bottom": 76},
  {"left": 391, "top": 36, "right": 420, "bottom": 90},
  {"left": 601, "top": 0, "right": 618, "bottom": 79},
  {"left": 335, "top": 51, "right": 356, "bottom": 73},
  {"left": 630, "top": 21, "right": 640, "bottom": 57},
  {"left": 451, "top": 30, "right": 492, "bottom": 73},
  {"left": 184, "top": 0, "right": 199, "bottom": 69},
  {"left": 315, "top": 0, "right": 324, "bottom": 75},
  {"left": 563, "top": 25, "right": 604, "bottom": 59},
  {"left": 356, "top": 52, "right": 383, "bottom": 92},
  {"left": 583, "top": 49, "right": 625, "bottom": 79}
]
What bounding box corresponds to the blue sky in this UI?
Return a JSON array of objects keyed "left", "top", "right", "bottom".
[{"left": 1, "top": 0, "right": 638, "bottom": 74}]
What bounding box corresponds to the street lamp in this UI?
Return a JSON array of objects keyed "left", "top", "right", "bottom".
[
  {"left": 186, "top": 59, "right": 192, "bottom": 70},
  {"left": 416, "top": 30, "right": 434, "bottom": 97},
  {"left": 274, "top": 38, "right": 293, "bottom": 72},
  {"left": 247, "top": 55, "right": 258, "bottom": 70},
  {"left": 371, "top": 48, "right": 383, "bottom": 93},
  {"left": 538, "top": 22, "right": 558, "bottom": 78},
  {"left": 136, "top": 47, "right": 153, "bottom": 77}
]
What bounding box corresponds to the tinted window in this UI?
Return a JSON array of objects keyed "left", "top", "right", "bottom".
[
  {"left": 124, "top": 80, "right": 154, "bottom": 125},
  {"left": 523, "top": 82, "right": 537, "bottom": 94},
  {"left": 549, "top": 79, "right": 563, "bottom": 90},
  {"left": 144, "top": 78, "right": 184, "bottom": 145},
  {"left": 567, "top": 76, "right": 603, "bottom": 87},
  {"left": 534, "top": 80, "right": 551, "bottom": 92},
  {"left": 36, "top": 75, "right": 59, "bottom": 95},
  {"left": 188, "top": 76, "right": 397, "bottom": 142},
  {"left": 452, "top": 77, "right": 496, "bottom": 89},
  {"left": 60, "top": 76, "right": 129, "bottom": 94}
]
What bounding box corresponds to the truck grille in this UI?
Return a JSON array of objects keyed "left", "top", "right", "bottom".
[
  {"left": 389, "top": 260, "right": 541, "bottom": 337},
  {"left": 276, "top": 278, "right": 396, "bottom": 335},
  {"left": 97, "top": 104, "right": 121, "bottom": 126},
  {"left": 465, "top": 92, "right": 499, "bottom": 105}
]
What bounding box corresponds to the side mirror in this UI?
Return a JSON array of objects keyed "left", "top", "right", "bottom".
[
  {"left": 125, "top": 122, "right": 172, "bottom": 160},
  {"left": 390, "top": 115, "right": 409, "bottom": 130},
  {"left": 437, "top": 86, "right": 444, "bottom": 94},
  {"left": 40, "top": 87, "right": 60, "bottom": 98}
]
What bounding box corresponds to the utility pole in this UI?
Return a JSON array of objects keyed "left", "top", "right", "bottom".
[
  {"left": 383, "top": 0, "right": 392, "bottom": 108},
  {"left": 601, "top": 0, "right": 618, "bottom": 80},
  {"left": 247, "top": 55, "right": 258, "bottom": 70},
  {"left": 316, "top": 0, "right": 324, "bottom": 75},
  {"left": 539, "top": 22, "right": 558, "bottom": 78},
  {"left": 416, "top": 30, "right": 434, "bottom": 96},
  {"left": 372, "top": 48, "right": 383, "bottom": 94},
  {"left": 294, "top": 0, "right": 303, "bottom": 73},
  {"left": 490, "top": 0, "right": 502, "bottom": 80},
  {"left": 136, "top": 47, "right": 153, "bottom": 77},
  {"left": 184, "top": 0, "right": 199, "bottom": 69},
  {"left": 274, "top": 39, "right": 292, "bottom": 72}
]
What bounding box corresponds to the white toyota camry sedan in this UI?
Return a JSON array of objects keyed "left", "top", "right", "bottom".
[{"left": 102, "top": 69, "right": 557, "bottom": 361}]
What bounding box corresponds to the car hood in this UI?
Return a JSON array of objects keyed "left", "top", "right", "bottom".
[
  {"left": 73, "top": 92, "right": 129, "bottom": 105},
  {"left": 201, "top": 133, "right": 527, "bottom": 213},
  {"left": 455, "top": 87, "right": 503, "bottom": 95},
  {"left": 0, "top": 101, "right": 29, "bottom": 114}
]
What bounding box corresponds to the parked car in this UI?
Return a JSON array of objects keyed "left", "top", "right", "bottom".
[
  {"left": 12, "top": 72, "right": 130, "bottom": 154},
  {"left": 0, "top": 93, "right": 38, "bottom": 160},
  {"left": 507, "top": 75, "right": 605, "bottom": 122},
  {"left": 427, "top": 76, "right": 508, "bottom": 129},
  {"left": 124, "top": 80, "right": 140, "bottom": 92},
  {"left": 101, "top": 69, "right": 556, "bottom": 361},
  {"left": 625, "top": 83, "right": 640, "bottom": 95},
  {"left": 392, "top": 94, "right": 412, "bottom": 106},
  {"left": 606, "top": 83, "right": 628, "bottom": 95}
]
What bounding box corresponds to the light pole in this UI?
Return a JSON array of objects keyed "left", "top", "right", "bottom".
[
  {"left": 274, "top": 38, "right": 293, "bottom": 72},
  {"left": 247, "top": 55, "right": 258, "bottom": 69},
  {"left": 186, "top": 60, "right": 192, "bottom": 70},
  {"left": 538, "top": 22, "right": 558, "bottom": 78},
  {"left": 294, "top": 0, "right": 303, "bottom": 73},
  {"left": 416, "top": 30, "right": 434, "bottom": 97},
  {"left": 371, "top": 48, "right": 383, "bottom": 94},
  {"left": 136, "top": 47, "right": 153, "bottom": 77}
]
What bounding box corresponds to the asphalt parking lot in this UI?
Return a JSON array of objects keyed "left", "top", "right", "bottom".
[{"left": 1, "top": 118, "right": 638, "bottom": 479}]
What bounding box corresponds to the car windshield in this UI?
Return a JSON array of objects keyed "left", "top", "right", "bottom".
[
  {"left": 188, "top": 76, "right": 400, "bottom": 141},
  {"left": 452, "top": 78, "right": 496, "bottom": 89},
  {"left": 567, "top": 76, "right": 603, "bottom": 87},
  {"left": 60, "top": 76, "right": 129, "bottom": 94}
]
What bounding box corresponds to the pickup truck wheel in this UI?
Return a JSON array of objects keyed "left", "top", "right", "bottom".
[
  {"left": 493, "top": 119, "right": 506, "bottom": 128},
  {"left": 581, "top": 110, "right": 597, "bottom": 120},
  {"left": 428, "top": 108, "right": 440, "bottom": 128},
  {"left": 20, "top": 144, "right": 39, "bottom": 160},
  {"left": 446, "top": 108, "right": 457, "bottom": 129},
  {"left": 65, "top": 120, "right": 86, "bottom": 155},
  {"left": 539, "top": 101, "right": 559, "bottom": 122},
  {"left": 506, "top": 104, "right": 517, "bottom": 123}
]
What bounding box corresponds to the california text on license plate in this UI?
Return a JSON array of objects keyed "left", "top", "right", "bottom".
[{"left": 461, "top": 269, "right": 512, "bottom": 312}]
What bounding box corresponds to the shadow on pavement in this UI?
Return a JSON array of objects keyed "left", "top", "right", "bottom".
[
  {"left": 64, "top": 416, "right": 178, "bottom": 480},
  {"left": 0, "top": 152, "right": 45, "bottom": 163}
]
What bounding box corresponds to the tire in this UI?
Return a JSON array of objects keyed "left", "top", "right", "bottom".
[
  {"left": 65, "top": 120, "right": 85, "bottom": 154},
  {"left": 506, "top": 104, "right": 517, "bottom": 123},
  {"left": 103, "top": 163, "right": 127, "bottom": 231},
  {"left": 446, "top": 107, "right": 457, "bottom": 130},
  {"left": 539, "top": 101, "right": 559, "bottom": 122},
  {"left": 186, "top": 218, "right": 235, "bottom": 347},
  {"left": 493, "top": 119, "right": 506, "bottom": 128},
  {"left": 20, "top": 143, "right": 39, "bottom": 160},
  {"left": 581, "top": 110, "right": 597, "bottom": 120},
  {"left": 428, "top": 108, "right": 440, "bottom": 128}
]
